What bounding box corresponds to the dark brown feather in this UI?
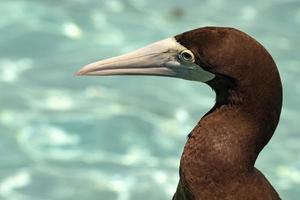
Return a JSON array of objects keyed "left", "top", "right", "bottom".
[{"left": 173, "top": 27, "right": 282, "bottom": 200}]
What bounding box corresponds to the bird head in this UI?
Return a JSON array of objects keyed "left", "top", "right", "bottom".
[{"left": 76, "top": 27, "right": 278, "bottom": 95}]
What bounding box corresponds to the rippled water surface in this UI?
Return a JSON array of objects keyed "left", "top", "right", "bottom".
[{"left": 0, "top": 0, "right": 299, "bottom": 199}]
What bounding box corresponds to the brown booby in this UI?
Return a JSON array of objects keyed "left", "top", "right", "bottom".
[{"left": 76, "top": 27, "right": 282, "bottom": 200}]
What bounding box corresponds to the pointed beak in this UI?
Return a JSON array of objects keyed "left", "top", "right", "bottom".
[{"left": 76, "top": 37, "right": 214, "bottom": 82}]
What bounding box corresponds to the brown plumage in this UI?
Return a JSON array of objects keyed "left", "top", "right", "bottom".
[
  {"left": 77, "top": 27, "right": 283, "bottom": 200},
  {"left": 173, "top": 27, "right": 282, "bottom": 199}
]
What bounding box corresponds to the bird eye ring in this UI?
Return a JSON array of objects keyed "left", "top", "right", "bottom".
[{"left": 179, "top": 50, "right": 195, "bottom": 63}]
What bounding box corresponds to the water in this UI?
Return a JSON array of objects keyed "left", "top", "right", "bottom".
[{"left": 0, "top": 0, "right": 299, "bottom": 199}]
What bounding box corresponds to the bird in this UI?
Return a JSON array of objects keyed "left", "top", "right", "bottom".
[{"left": 76, "top": 27, "right": 282, "bottom": 200}]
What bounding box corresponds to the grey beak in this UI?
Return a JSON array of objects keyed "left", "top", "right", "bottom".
[{"left": 76, "top": 37, "right": 215, "bottom": 82}]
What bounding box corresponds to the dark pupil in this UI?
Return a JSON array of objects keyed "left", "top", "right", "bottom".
[{"left": 182, "top": 52, "right": 192, "bottom": 60}]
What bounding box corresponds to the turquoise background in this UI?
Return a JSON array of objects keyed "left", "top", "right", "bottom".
[{"left": 0, "top": 0, "right": 299, "bottom": 199}]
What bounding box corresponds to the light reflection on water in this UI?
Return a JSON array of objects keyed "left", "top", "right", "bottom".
[{"left": 0, "top": 0, "right": 299, "bottom": 199}]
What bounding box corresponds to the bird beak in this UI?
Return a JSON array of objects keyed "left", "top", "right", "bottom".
[{"left": 76, "top": 37, "right": 214, "bottom": 82}]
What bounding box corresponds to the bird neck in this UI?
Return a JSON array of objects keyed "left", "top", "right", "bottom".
[{"left": 179, "top": 73, "right": 282, "bottom": 197}]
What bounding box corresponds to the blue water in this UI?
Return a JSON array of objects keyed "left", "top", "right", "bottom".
[{"left": 0, "top": 0, "right": 299, "bottom": 199}]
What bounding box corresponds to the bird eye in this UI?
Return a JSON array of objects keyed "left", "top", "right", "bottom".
[{"left": 179, "top": 50, "right": 195, "bottom": 63}]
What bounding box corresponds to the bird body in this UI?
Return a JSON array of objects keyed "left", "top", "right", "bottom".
[
  {"left": 175, "top": 103, "right": 280, "bottom": 200},
  {"left": 77, "top": 27, "right": 282, "bottom": 200}
]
